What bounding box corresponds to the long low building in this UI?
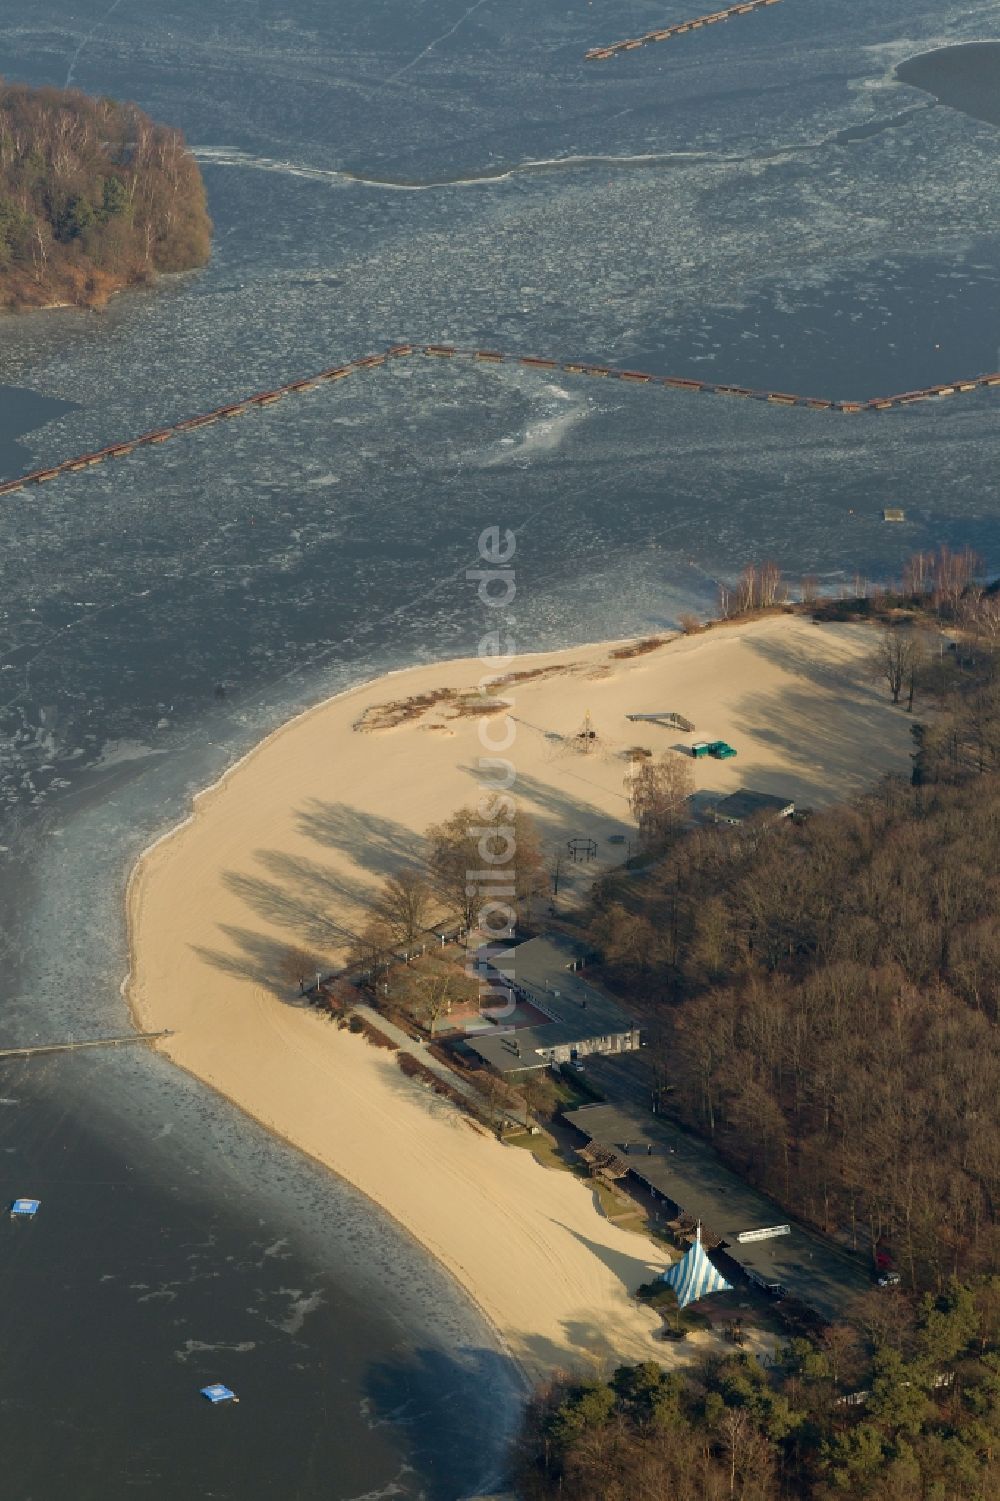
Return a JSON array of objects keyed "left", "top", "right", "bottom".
[
  {"left": 713, "top": 789, "right": 794, "bottom": 825},
  {"left": 463, "top": 934, "right": 641, "bottom": 1077},
  {"left": 563, "top": 1099, "right": 871, "bottom": 1322}
]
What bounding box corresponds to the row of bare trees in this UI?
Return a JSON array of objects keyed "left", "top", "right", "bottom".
[
  {"left": 715, "top": 547, "right": 1000, "bottom": 639},
  {"left": 718, "top": 561, "right": 786, "bottom": 619},
  {"left": 313, "top": 803, "right": 548, "bottom": 1004}
]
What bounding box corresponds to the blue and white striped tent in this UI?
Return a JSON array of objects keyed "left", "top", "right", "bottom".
[
  {"left": 660, "top": 1225, "right": 732, "bottom": 1309},
  {"left": 10, "top": 1198, "right": 40, "bottom": 1218},
  {"left": 201, "top": 1384, "right": 238, "bottom": 1404}
]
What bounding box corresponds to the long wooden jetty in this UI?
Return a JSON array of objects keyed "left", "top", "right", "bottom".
[
  {"left": 0, "top": 1031, "right": 172, "bottom": 1060},
  {"left": 0, "top": 345, "right": 996, "bottom": 502},
  {"left": 586, "top": 0, "right": 784, "bottom": 61}
]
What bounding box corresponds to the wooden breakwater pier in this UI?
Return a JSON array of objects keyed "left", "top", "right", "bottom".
[
  {"left": 586, "top": 0, "right": 784, "bottom": 62},
  {"left": 0, "top": 1031, "right": 172, "bottom": 1061},
  {"left": 1, "top": 345, "right": 997, "bottom": 502}
]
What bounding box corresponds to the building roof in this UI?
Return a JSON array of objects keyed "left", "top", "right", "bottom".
[
  {"left": 464, "top": 934, "right": 637, "bottom": 1074},
  {"left": 714, "top": 789, "right": 794, "bottom": 823},
  {"left": 564, "top": 1101, "right": 870, "bottom": 1320},
  {"left": 465, "top": 1023, "right": 587, "bottom": 1074}
]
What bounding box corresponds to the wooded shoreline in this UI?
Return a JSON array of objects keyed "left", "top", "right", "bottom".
[{"left": 0, "top": 82, "right": 211, "bottom": 311}]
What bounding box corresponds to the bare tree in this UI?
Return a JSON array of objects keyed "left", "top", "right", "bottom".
[
  {"left": 348, "top": 914, "right": 396, "bottom": 987},
  {"left": 757, "top": 559, "right": 784, "bottom": 608},
  {"left": 407, "top": 966, "right": 463, "bottom": 1035},
  {"left": 628, "top": 753, "right": 694, "bottom": 845},
  {"left": 518, "top": 1070, "right": 559, "bottom": 1119},
  {"left": 372, "top": 867, "right": 434, "bottom": 949},
  {"left": 737, "top": 564, "right": 757, "bottom": 615},
  {"left": 276, "top": 947, "right": 321, "bottom": 996},
  {"left": 903, "top": 623, "right": 933, "bottom": 712},
  {"left": 959, "top": 585, "right": 1000, "bottom": 643},
  {"left": 730, "top": 561, "right": 787, "bottom": 616},
  {"left": 903, "top": 549, "right": 932, "bottom": 598},
  {"left": 930, "top": 544, "right": 980, "bottom": 617},
  {"left": 874, "top": 625, "right": 918, "bottom": 704},
  {"left": 425, "top": 805, "right": 544, "bottom": 930}
]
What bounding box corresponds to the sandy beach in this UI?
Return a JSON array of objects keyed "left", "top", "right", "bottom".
[{"left": 127, "top": 614, "right": 915, "bottom": 1377}]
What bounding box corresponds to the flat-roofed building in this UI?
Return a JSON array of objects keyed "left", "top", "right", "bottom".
[
  {"left": 464, "top": 934, "right": 640, "bottom": 1076},
  {"left": 713, "top": 790, "right": 794, "bottom": 826}
]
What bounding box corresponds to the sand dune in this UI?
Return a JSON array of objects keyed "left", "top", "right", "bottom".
[{"left": 126, "top": 614, "right": 914, "bottom": 1377}]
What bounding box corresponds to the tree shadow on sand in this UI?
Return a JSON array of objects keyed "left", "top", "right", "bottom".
[
  {"left": 222, "top": 868, "right": 359, "bottom": 950},
  {"left": 255, "top": 848, "right": 374, "bottom": 913},
  {"left": 457, "top": 764, "right": 631, "bottom": 839},
  {"left": 516, "top": 1315, "right": 658, "bottom": 1378},
  {"left": 295, "top": 798, "right": 426, "bottom": 876},
  {"left": 191, "top": 924, "right": 316, "bottom": 997},
  {"left": 727, "top": 674, "right": 912, "bottom": 805},
  {"left": 190, "top": 837, "right": 388, "bottom": 1002},
  {"left": 555, "top": 1222, "right": 664, "bottom": 1293}
]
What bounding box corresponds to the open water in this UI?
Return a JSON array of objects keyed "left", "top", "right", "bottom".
[{"left": 0, "top": 0, "right": 998, "bottom": 1495}]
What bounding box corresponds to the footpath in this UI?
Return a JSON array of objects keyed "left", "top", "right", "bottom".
[{"left": 351, "top": 1003, "right": 529, "bottom": 1129}]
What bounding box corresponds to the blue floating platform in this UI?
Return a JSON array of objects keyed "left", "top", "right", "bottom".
[
  {"left": 201, "top": 1384, "right": 238, "bottom": 1404},
  {"left": 11, "top": 1198, "right": 40, "bottom": 1218}
]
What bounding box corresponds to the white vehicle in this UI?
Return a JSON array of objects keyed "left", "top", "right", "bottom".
[{"left": 877, "top": 1270, "right": 901, "bottom": 1288}]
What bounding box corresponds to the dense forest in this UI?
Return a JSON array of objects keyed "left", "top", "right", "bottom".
[
  {"left": 589, "top": 581, "right": 1000, "bottom": 1288},
  {"left": 0, "top": 81, "right": 211, "bottom": 310},
  {"left": 517, "top": 1278, "right": 1000, "bottom": 1500}
]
